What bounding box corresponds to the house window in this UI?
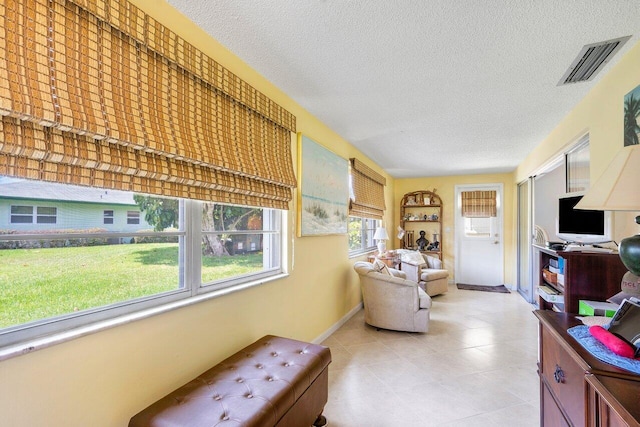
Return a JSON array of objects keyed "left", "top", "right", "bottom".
[
  {"left": 566, "top": 136, "right": 590, "bottom": 193},
  {"left": 36, "top": 207, "right": 57, "bottom": 224},
  {"left": 127, "top": 211, "right": 140, "bottom": 225},
  {"left": 103, "top": 210, "right": 114, "bottom": 225},
  {"left": 348, "top": 217, "right": 379, "bottom": 255},
  {"left": 0, "top": 178, "right": 284, "bottom": 348},
  {"left": 10, "top": 205, "right": 34, "bottom": 224},
  {"left": 10, "top": 206, "right": 57, "bottom": 224}
]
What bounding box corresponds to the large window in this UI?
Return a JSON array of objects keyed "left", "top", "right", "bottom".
[
  {"left": 10, "top": 205, "right": 57, "bottom": 224},
  {"left": 348, "top": 216, "right": 379, "bottom": 255},
  {"left": 0, "top": 178, "right": 283, "bottom": 347}
]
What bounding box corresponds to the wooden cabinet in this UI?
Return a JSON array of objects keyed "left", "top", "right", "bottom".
[
  {"left": 587, "top": 375, "right": 640, "bottom": 427},
  {"left": 535, "top": 246, "right": 628, "bottom": 314},
  {"left": 535, "top": 310, "right": 640, "bottom": 427},
  {"left": 400, "top": 190, "right": 442, "bottom": 259}
]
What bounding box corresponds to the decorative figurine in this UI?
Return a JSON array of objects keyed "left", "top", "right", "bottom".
[{"left": 416, "top": 230, "right": 429, "bottom": 251}]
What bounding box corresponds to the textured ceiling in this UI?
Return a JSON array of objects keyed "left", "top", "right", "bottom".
[{"left": 166, "top": 0, "right": 639, "bottom": 178}]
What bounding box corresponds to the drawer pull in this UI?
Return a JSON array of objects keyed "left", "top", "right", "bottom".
[{"left": 554, "top": 364, "right": 565, "bottom": 384}]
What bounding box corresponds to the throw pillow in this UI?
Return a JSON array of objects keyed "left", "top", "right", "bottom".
[
  {"left": 372, "top": 259, "right": 392, "bottom": 275},
  {"left": 399, "top": 250, "right": 426, "bottom": 266}
]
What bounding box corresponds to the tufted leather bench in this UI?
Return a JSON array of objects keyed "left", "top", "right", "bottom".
[{"left": 129, "top": 335, "right": 331, "bottom": 427}]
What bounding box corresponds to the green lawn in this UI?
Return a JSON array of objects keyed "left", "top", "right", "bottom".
[{"left": 0, "top": 243, "right": 262, "bottom": 328}]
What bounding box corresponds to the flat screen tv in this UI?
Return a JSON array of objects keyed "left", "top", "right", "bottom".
[{"left": 557, "top": 193, "right": 611, "bottom": 244}]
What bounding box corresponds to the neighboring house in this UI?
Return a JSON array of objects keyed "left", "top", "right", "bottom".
[{"left": 0, "top": 177, "right": 152, "bottom": 234}]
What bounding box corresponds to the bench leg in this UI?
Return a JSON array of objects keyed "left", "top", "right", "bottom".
[{"left": 313, "top": 414, "right": 327, "bottom": 426}]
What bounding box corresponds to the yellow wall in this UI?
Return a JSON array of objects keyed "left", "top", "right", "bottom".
[
  {"left": 515, "top": 40, "right": 640, "bottom": 239},
  {"left": 394, "top": 173, "right": 516, "bottom": 285},
  {"left": 0, "top": 2, "right": 394, "bottom": 426},
  {"left": 2, "top": 1, "right": 639, "bottom": 425}
]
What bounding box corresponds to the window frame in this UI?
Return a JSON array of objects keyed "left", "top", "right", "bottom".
[
  {"left": 565, "top": 135, "right": 590, "bottom": 193},
  {"left": 348, "top": 216, "right": 380, "bottom": 256},
  {"left": 103, "top": 210, "right": 114, "bottom": 225},
  {"left": 126, "top": 210, "right": 140, "bottom": 225},
  {"left": 0, "top": 188, "right": 286, "bottom": 349},
  {"left": 463, "top": 217, "right": 493, "bottom": 238},
  {"left": 36, "top": 206, "right": 57, "bottom": 224},
  {"left": 10, "top": 205, "right": 34, "bottom": 224}
]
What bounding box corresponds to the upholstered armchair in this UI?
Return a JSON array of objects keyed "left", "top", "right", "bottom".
[
  {"left": 353, "top": 261, "right": 431, "bottom": 333},
  {"left": 400, "top": 253, "right": 449, "bottom": 296}
]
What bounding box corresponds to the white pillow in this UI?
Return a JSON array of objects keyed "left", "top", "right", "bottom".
[
  {"left": 400, "top": 250, "right": 426, "bottom": 266},
  {"left": 372, "top": 259, "right": 392, "bottom": 275}
]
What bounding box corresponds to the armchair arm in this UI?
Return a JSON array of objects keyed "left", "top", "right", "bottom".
[{"left": 400, "top": 262, "right": 422, "bottom": 283}]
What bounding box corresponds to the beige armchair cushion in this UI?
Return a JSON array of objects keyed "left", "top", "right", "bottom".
[
  {"left": 400, "top": 253, "right": 449, "bottom": 297},
  {"left": 353, "top": 261, "right": 430, "bottom": 333}
]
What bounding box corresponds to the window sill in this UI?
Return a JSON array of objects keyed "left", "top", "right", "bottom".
[
  {"left": 0, "top": 273, "right": 289, "bottom": 362},
  {"left": 348, "top": 248, "right": 377, "bottom": 259}
]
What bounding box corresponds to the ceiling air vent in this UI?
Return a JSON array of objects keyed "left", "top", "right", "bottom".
[{"left": 558, "top": 36, "right": 631, "bottom": 85}]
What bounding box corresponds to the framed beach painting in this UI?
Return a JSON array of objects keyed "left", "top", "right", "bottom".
[{"left": 297, "top": 133, "right": 349, "bottom": 236}]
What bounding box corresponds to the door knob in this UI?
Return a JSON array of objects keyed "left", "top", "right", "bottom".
[{"left": 554, "top": 365, "right": 565, "bottom": 383}]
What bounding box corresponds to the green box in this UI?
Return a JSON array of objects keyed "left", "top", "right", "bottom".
[{"left": 578, "top": 300, "right": 618, "bottom": 317}]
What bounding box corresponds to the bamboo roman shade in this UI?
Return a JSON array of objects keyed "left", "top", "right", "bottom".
[
  {"left": 349, "top": 158, "right": 386, "bottom": 219},
  {"left": 461, "top": 190, "right": 497, "bottom": 218},
  {"left": 0, "top": 0, "right": 296, "bottom": 209}
]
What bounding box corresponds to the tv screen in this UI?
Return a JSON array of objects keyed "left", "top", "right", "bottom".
[{"left": 557, "top": 194, "right": 609, "bottom": 243}]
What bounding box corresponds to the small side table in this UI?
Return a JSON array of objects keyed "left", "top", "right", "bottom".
[{"left": 367, "top": 253, "right": 400, "bottom": 269}]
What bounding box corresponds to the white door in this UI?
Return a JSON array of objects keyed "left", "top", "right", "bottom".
[{"left": 455, "top": 184, "right": 504, "bottom": 286}]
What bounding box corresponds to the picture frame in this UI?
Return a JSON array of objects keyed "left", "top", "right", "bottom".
[
  {"left": 624, "top": 84, "right": 640, "bottom": 146},
  {"left": 297, "top": 133, "right": 349, "bottom": 236}
]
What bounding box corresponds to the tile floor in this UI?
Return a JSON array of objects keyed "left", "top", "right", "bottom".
[{"left": 321, "top": 284, "right": 540, "bottom": 426}]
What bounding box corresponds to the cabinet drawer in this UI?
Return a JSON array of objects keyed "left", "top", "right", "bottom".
[
  {"left": 542, "top": 384, "right": 570, "bottom": 427},
  {"left": 541, "top": 323, "right": 586, "bottom": 426}
]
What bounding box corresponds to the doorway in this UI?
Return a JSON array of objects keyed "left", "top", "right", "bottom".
[{"left": 454, "top": 184, "right": 504, "bottom": 286}]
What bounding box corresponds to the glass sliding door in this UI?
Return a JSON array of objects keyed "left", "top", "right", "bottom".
[{"left": 517, "top": 178, "right": 534, "bottom": 303}]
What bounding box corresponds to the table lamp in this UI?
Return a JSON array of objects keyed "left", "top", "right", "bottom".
[
  {"left": 373, "top": 226, "right": 389, "bottom": 255},
  {"left": 575, "top": 144, "right": 640, "bottom": 296}
]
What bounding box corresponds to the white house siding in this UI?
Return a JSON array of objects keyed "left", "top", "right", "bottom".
[{"left": 0, "top": 198, "right": 152, "bottom": 233}]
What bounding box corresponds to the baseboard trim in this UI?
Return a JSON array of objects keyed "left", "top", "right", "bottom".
[{"left": 312, "top": 302, "right": 363, "bottom": 345}]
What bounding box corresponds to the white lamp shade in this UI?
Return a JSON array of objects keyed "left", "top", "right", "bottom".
[
  {"left": 575, "top": 145, "right": 640, "bottom": 211},
  {"left": 373, "top": 226, "right": 389, "bottom": 241}
]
